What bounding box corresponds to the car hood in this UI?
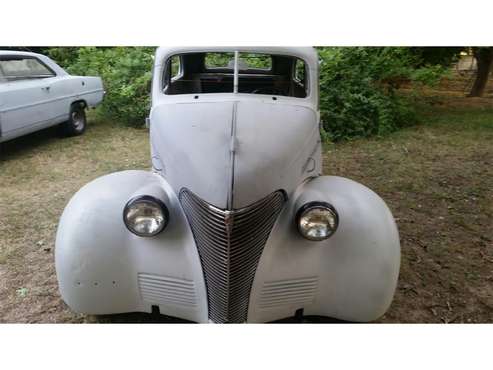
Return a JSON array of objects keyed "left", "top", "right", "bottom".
[{"left": 150, "top": 99, "right": 320, "bottom": 209}]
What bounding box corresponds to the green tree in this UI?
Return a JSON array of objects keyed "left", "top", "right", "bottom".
[
  {"left": 410, "top": 47, "right": 463, "bottom": 67},
  {"left": 468, "top": 47, "right": 493, "bottom": 97}
]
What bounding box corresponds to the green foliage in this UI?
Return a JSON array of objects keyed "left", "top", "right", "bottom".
[
  {"left": 410, "top": 64, "right": 449, "bottom": 87},
  {"left": 205, "top": 52, "right": 235, "bottom": 68},
  {"left": 318, "top": 47, "right": 448, "bottom": 140},
  {"left": 48, "top": 47, "right": 155, "bottom": 127},
  {"left": 204, "top": 52, "right": 272, "bottom": 70},
  {"left": 409, "top": 47, "right": 463, "bottom": 67},
  {"left": 240, "top": 53, "right": 272, "bottom": 69},
  {"left": 45, "top": 47, "right": 80, "bottom": 68}
]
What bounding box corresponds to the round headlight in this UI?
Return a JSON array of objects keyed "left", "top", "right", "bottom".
[
  {"left": 123, "top": 195, "right": 169, "bottom": 237},
  {"left": 296, "top": 202, "right": 339, "bottom": 241}
]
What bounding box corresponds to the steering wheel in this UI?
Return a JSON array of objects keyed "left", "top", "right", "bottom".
[{"left": 252, "top": 87, "right": 285, "bottom": 95}]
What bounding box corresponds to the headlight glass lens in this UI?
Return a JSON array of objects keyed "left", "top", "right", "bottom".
[
  {"left": 123, "top": 196, "right": 169, "bottom": 237},
  {"left": 297, "top": 202, "right": 338, "bottom": 241}
]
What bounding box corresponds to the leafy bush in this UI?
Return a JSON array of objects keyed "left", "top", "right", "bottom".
[
  {"left": 318, "top": 47, "right": 447, "bottom": 140},
  {"left": 48, "top": 47, "right": 154, "bottom": 127},
  {"left": 45, "top": 47, "right": 80, "bottom": 69}
]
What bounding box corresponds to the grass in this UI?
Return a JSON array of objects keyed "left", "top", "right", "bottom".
[{"left": 0, "top": 96, "right": 492, "bottom": 323}]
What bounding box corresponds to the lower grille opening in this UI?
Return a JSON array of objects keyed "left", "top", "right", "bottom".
[
  {"left": 138, "top": 273, "right": 198, "bottom": 308},
  {"left": 259, "top": 277, "right": 318, "bottom": 309},
  {"left": 180, "top": 189, "right": 286, "bottom": 323}
]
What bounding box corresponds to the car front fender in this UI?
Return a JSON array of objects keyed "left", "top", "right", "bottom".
[
  {"left": 55, "top": 170, "right": 208, "bottom": 322},
  {"left": 248, "top": 176, "right": 401, "bottom": 322}
]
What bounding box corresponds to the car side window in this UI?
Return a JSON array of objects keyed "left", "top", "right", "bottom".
[
  {"left": 293, "top": 58, "right": 309, "bottom": 98},
  {"left": 170, "top": 55, "right": 182, "bottom": 80},
  {"left": 162, "top": 55, "right": 182, "bottom": 91},
  {"left": 294, "top": 59, "right": 306, "bottom": 87},
  {"left": 0, "top": 57, "right": 56, "bottom": 81}
]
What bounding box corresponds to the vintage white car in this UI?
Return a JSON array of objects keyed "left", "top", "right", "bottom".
[
  {"left": 56, "top": 47, "right": 400, "bottom": 323},
  {"left": 0, "top": 50, "right": 104, "bottom": 143}
]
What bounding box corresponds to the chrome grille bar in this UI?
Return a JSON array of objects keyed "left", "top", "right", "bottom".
[{"left": 180, "top": 189, "right": 286, "bottom": 323}]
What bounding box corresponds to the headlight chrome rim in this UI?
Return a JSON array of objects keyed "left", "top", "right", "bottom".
[
  {"left": 123, "top": 195, "right": 169, "bottom": 237},
  {"left": 296, "top": 201, "right": 339, "bottom": 241}
]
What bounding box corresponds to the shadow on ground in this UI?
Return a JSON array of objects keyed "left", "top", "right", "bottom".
[
  {"left": 90, "top": 312, "right": 350, "bottom": 324},
  {"left": 0, "top": 126, "right": 61, "bottom": 160}
]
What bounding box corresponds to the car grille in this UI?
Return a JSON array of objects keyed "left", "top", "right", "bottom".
[
  {"left": 259, "top": 277, "right": 318, "bottom": 309},
  {"left": 138, "top": 273, "right": 198, "bottom": 308},
  {"left": 180, "top": 189, "right": 286, "bottom": 323}
]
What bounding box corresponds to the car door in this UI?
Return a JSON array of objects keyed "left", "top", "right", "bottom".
[
  {"left": 0, "top": 55, "right": 59, "bottom": 140},
  {"left": 46, "top": 75, "right": 76, "bottom": 124}
]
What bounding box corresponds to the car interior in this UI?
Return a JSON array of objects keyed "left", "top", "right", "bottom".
[{"left": 163, "top": 52, "right": 308, "bottom": 98}]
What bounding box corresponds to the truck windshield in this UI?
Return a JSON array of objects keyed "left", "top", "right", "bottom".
[{"left": 163, "top": 52, "right": 308, "bottom": 98}]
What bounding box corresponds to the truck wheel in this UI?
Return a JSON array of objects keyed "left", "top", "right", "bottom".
[{"left": 61, "top": 103, "right": 86, "bottom": 137}]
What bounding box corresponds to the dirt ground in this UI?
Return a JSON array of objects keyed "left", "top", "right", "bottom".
[{"left": 0, "top": 94, "right": 492, "bottom": 323}]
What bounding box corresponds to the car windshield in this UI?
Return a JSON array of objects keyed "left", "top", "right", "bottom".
[
  {"left": 163, "top": 51, "right": 308, "bottom": 98},
  {"left": 0, "top": 56, "right": 55, "bottom": 82}
]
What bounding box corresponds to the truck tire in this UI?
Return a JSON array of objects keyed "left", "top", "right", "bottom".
[{"left": 61, "top": 103, "right": 86, "bottom": 137}]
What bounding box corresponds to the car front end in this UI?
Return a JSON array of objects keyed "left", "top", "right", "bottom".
[{"left": 55, "top": 47, "right": 400, "bottom": 323}]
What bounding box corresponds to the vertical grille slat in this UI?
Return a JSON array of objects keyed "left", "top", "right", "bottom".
[{"left": 180, "top": 189, "right": 286, "bottom": 323}]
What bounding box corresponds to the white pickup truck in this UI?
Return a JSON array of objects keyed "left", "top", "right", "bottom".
[{"left": 0, "top": 50, "right": 104, "bottom": 143}]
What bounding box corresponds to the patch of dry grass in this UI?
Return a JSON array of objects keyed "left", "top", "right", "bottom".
[{"left": 0, "top": 99, "right": 492, "bottom": 323}]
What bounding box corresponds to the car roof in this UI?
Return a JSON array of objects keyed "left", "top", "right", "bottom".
[
  {"left": 0, "top": 50, "right": 68, "bottom": 76},
  {"left": 0, "top": 50, "right": 45, "bottom": 58},
  {"left": 155, "top": 46, "right": 319, "bottom": 68}
]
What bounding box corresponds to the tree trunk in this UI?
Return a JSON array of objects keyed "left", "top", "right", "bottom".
[{"left": 468, "top": 47, "right": 493, "bottom": 97}]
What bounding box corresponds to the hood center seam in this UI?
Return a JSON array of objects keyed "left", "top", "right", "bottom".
[{"left": 227, "top": 101, "right": 238, "bottom": 210}]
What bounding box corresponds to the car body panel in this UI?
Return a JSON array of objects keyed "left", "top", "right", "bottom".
[
  {"left": 232, "top": 100, "right": 321, "bottom": 208},
  {"left": 0, "top": 50, "right": 104, "bottom": 143},
  {"left": 150, "top": 98, "right": 321, "bottom": 210},
  {"left": 150, "top": 101, "right": 234, "bottom": 208},
  {"left": 56, "top": 170, "right": 208, "bottom": 322},
  {"left": 248, "top": 176, "right": 400, "bottom": 323}
]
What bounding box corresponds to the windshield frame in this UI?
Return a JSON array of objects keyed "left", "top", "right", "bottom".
[{"left": 160, "top": 50, "right": 311, "bottom": 99}]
